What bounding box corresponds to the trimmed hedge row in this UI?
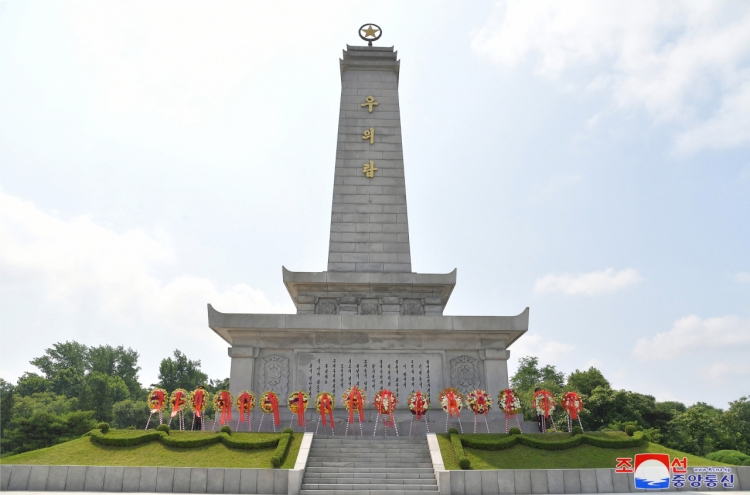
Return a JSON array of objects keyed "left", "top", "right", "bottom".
[
  {"left": 89, "top": 429, "right": 281, "bottom": 451},
  {"left": 271, "top": 431, "right": 293, "bottom": 468},
  {"left": 458, "top": 431, "right": 646, "bottom": 452},
  {"left": 450, "top": 433, "right": 471, "bottom": 469}
]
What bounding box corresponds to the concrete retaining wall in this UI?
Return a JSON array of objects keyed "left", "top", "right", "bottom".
[
  {"left": 436, "top": 466, "right": 750, "bottom": 494},
  {"left": 0, "top": 465, "right": 287, "bottom": 494}
]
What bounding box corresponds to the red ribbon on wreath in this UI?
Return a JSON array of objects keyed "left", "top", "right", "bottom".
[
  {"left": 414, "top": 391, "right": 426, "bottom": 421},
  {"left": 503, "top": 389, "right": 516, "bottom": 415},
  {"left": 348, "top": 388, "right": 364, "bottom": 424},
  {"left": 268, "top": 393, "right": 280, "bottom": 426},
  {"left": 170, "top": 390, "right": 184, "bottom": 418},
  {"left": 238, "top": 393, "right": 253, "bottom": 422},
  {"left": 193, "top": 389, "right": 205, "bottom": 418},
  {"left": 150, "top": 389, "right": 165, "bottom": 413},
  {"left": 562, "top": 391, "right": 583, "bottom": 420},
  {"left": 533, "top": 389, "right": 554, "bottom": 418},
  {"left": 296, "top": 392, "right": 305, "bottom": 427},
  {"left": 218, "top": 391, "right": 232, "bottom": 425},
  {"left": 446, "top": 391, "right": 460, "bottom": 418},
  {"left": 381, "top": 390, "right": 395, "bottom": 428},
  {"left": 477, "top": 392, "right": 489, "bottom": 417},
  {"left": 319, "top": 393, "right": 334, "bottom": 428}
]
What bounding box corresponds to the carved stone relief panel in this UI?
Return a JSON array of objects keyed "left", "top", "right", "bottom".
[
  {"left": 258, "top": 355, "right": 289, "bottom": 400},
  {"left": 450, "top": 355, "right": 481, "bottom": 396},
  {"left": 359, "top": 299, "right": 381, "bottom": 315},
  {"left": 401, "top": 299, "right": 424, "bottom": 316},
  {"left": 317, "top": 299, "right": 338, "bottom": 315}
]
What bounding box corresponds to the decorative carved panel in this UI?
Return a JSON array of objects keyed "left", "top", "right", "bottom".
[
  {"left": 317, "top": 301, "right": 337, "bottom": 315},
  {"left": 359, "top": 302, "right": 381, "bottom": 315},
  {"left": 258, "top": 355, "right": 289, "bottom": 400},
  {"left": 450, "top": 356, "right": 481, "bottom": 396},
  {"left": 401, "top": 299, "right": 424, "bottom": 316}
]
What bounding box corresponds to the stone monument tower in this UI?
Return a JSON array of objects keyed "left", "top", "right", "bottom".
[{"left": 208, "top": 39, "right": 528, "bottom": 427}]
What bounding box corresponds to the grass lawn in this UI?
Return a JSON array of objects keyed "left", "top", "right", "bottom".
[
  {"left": 0, "top": 432, "right": 302, "bottom": 469},
  {"left": 437, "top": 434, "right": 728, "bottom": 470}
]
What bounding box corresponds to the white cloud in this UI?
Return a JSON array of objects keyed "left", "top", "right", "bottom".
[
  {"left": 735, "top": 272, "right": 750, "bottom": 283},
  {"left": 534, "top": 268, "right": 643, "bottom": 296},
  {"left": 633, "top": 315, "right": 750, "bottom": 360},
  {"left": 0, "top": 190, "right": 292, "bottom": 338},
  {"left": 509, "top": 333, "right": 575, "bottom": 364},
  {"left": 471, "top": 1, "right": 750, "bottom": 152},
  {"left": 702, "top": 361, "right": 750, "bottom": 381}
]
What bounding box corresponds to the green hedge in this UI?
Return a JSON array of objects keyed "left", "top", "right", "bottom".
[
  {"left": 89, "top": 429, "right": 282, "bottom": 451},
  {"left": 271, "top": 432, "right": 292, "bottom": 468},
  {"left": 458, "top": 431, "right": 645, "bottom": 452},
  {"left": 450, "top": 433, "right": 471, "bottom": 469}
]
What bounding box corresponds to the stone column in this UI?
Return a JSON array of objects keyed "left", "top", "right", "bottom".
[
  {"left": 228, "top": 346, "right": 255, "bottom": 402},
  {"left": 481, "top": 349, "right": 510, "bottom": 396}
]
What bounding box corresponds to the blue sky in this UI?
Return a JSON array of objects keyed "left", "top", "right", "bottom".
[{"left": 1, "top": 1, "right": 748, "bottom": 408}]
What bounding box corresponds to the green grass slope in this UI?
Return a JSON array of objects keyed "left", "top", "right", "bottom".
[
  {"left": 437, "top": 433, "right": 729, "bottom": 470},
  {"left": 1, "top": 432, "right": 302, "bottom": 469}
]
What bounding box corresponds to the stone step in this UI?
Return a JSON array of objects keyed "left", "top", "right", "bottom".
[
  {"left": 302, "top": 478, "right": 436, "bottom": 485},
  {"left": 305, "top": 467, "right": 434, "bottom": 474},
  {"left": 307, "top": 452, "right": 431, "bottom": 462},
  {"left": 310, "top": 446, "right": 428, "bottom": 452},
  {"left": 300, "top": 489, "right": 438, "bottom": 495},
  {"left": 306, "top": 461, "right": 434, "bottom": 468},
  {"left": 301, "top": 485, "right": 439, "bottom": 492},
  {"left": 304, "top": 472, "right": 435, "bottom": 480}
]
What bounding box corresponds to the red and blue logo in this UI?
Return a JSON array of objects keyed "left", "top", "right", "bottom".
[{"left": 634, "top": 453, "right": 671, "bottom": 489}]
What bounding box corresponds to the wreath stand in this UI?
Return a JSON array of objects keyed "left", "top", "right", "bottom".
[
  {"left": 504, "top": 412, "right": 522, "bottom": 433},
  {"left": 315, "top": 416, "right": 335, "bottom": 435},
  {"left": 566, "top": 415, "right": 584, "bottom": 433},
  {"left": 473, "top": 412, "right": 490, "bottom": 433},
  {"left": 236, "top": 412, "right": 252, "bottom": 432},
  {"left": 145, "top": 410, "right": 163, "bottom": 430},
  {"left": 168, "top": 411, "right": 185, "bottom": 431},
  {"left": 191, "top": 413, "right": 206, "bottom": 431},
  {"left": 445, "top": 412, "right": 463, "bottom": 433},
  {"left": 409, "top": 412, "right": 430, "bottom": 436},
  {"left": 540, "top": 414, "right": 557, "bottom": 433},
  {"left": 258, "top": 413, "right": 278, "bottom": 432},
  {"left": 289, "top": 415, "right": 307, "bottom": 432},
  {"left": 373, "top": 412, "right": 399, "bottom": 436},
  {"left": 344, "top": 412, "right": 364, "bottom": 436}
]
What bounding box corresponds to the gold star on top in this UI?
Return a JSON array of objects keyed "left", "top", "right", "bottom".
[{"left": 362, "top": 25, "right": 379, "bottom": 38}]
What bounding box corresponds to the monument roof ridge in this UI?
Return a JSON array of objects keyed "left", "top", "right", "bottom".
[{"left": 345, "top": 44, "right": 395, "bottom": 52}]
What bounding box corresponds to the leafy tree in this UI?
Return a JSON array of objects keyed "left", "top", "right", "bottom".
[
  {"left": 112, "top": 399, "right": 150, "bottom": 429},
  {"left": 664, "top": 403, "right": 727, "bottom": 457},
  {"left": 579, "top": 386, "right": 658, "bottom": 431},
  {"left": 30, "top": 341, "right": 88, "bottom": 380},
  {"left": 208, "top": 377, "right": 230, "bottom": 393},
  {"left": 11, "top": 393, "right": 79, "bottom": 419},
  {"left": 1, "top": 411, "right": 96, "bottom": 455},
  {"left": 49, "top": 367, "right": 85, "bottom": 398},
  {"left": 511, "top": 356, "right": 565, "bottom": 391},
  {"left": 88, "top": 345, "right": 142, "bottom": 397},
  {"left": 79, "top": 373, "right": 129, "bottom": 423},
  {"left": 154, "top": 350, "right": 208, "bottom": 392},
  {"left": 567, "top": 367, "right": 610, "bottom": 397},
  {"left": 0, "top": 379, "right": 14, "bottom": 434},
  {"left": 721, "top": 396, "right": 750, "bottom": 455},
  {"left": 14, "top": 373, "right": 50, "bottom": 396}
]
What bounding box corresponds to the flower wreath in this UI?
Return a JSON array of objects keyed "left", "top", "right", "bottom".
[
  {"left": 341, "top": 385, "right": 366, "bottom": 423},
  {"left": 561, "top": 391, "right": 583, "bottom": 420},
  {"left": 188, "top": 388, "right": 208, "bottom": 418},
  {"left": 438, "top": 387, "right": 463, "bottom": 417},
  {"left": 466, "top": 389, "right": 492, "bottom": 415},
  {"left": 169, "top": 388, "right": 188, "bottom": 417},
  {"left": 259, "top": 391, "right": 281, "bottom": 426},
  {"left": 288, "top": 390, "right": 310, "bottom": 427},
  {"left": 214, "top": 390, "right": 233, "bottom": 425},
  {"left": 235, "top": 391, "right": 255, "bottom": 422},
  {"left": 498, "top": 388, "right": 522, "bottom": 415},
  {"left": 315, "top": 391, "right": 335, "bottom": 427},
  {"left": 374, "top": 389, "right": 398, "bottom": 428},
  {"left": 408, "top": 390, "right": 429, "bottom": 420},
  {"left": 148, "top": 388, "right": 167, "bottom": 413},
  {"left": 532, "top": 389, "right": 555, "bottom": 418}
]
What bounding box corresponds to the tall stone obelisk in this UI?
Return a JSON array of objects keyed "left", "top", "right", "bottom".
[{"left": 327, "top": 46, "right": 411, "bottom": 273}]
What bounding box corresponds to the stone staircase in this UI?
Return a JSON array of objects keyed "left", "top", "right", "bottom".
[{"left": 300, "top": 435, "right": 439, "bottom": 495}]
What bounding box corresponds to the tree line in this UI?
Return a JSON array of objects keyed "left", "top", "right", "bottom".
[
  {"left": 0, "top": 341, "right": 227, "bottom": 456},
  {"left": 511, "top": 356, "right": 749, "bottom": 458}
]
